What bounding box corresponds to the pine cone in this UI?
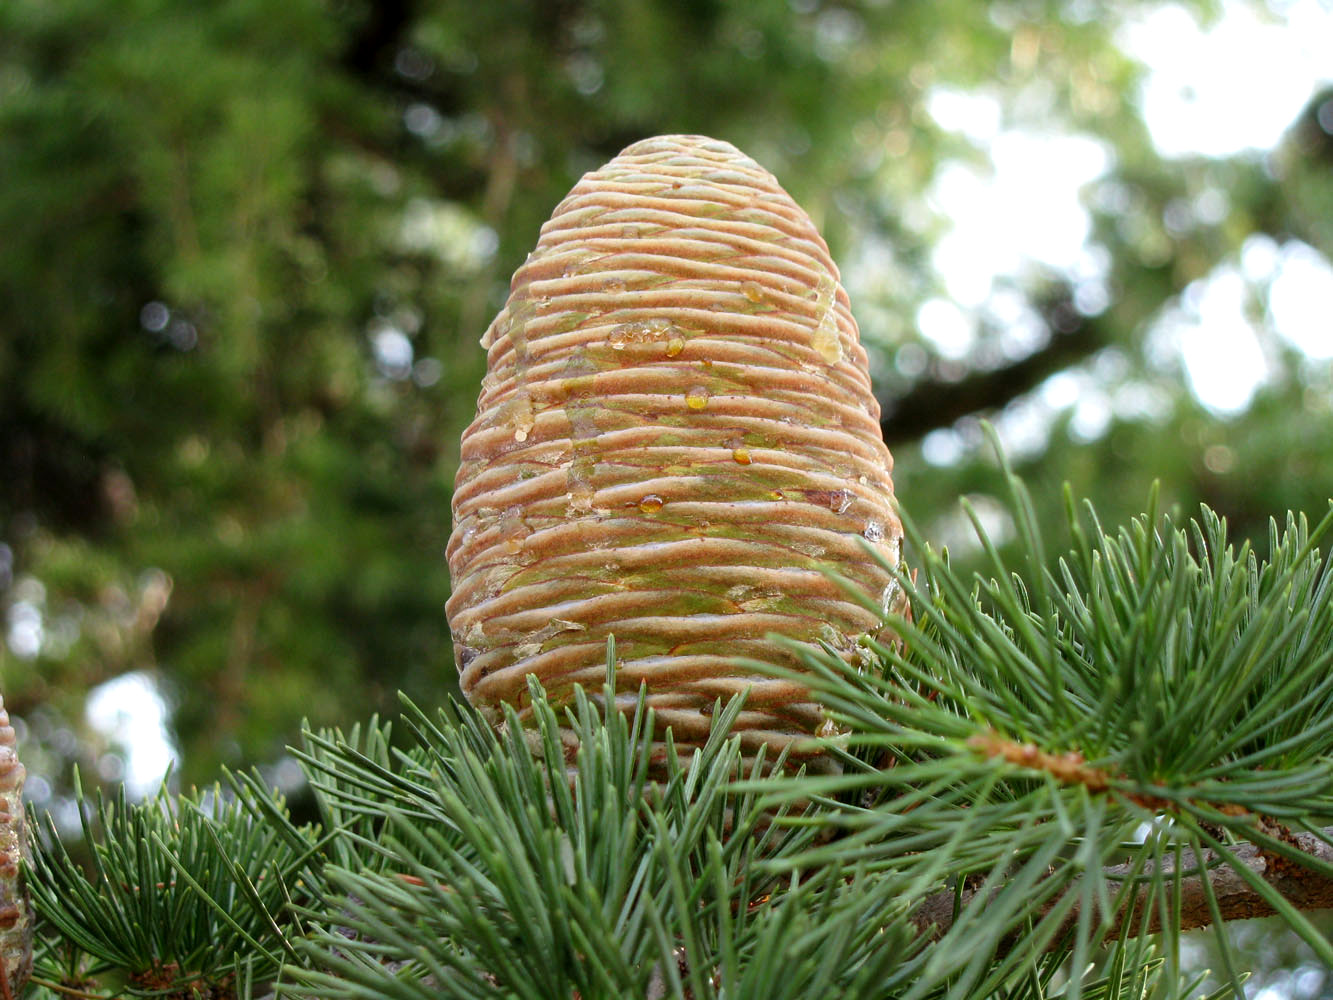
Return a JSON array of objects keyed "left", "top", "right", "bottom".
[
  {"left": 447, "top": 135, "right": 904, "bottom": 764},
  {"left": 0, "top": 695, "right": 30, "bottom": 1000}
]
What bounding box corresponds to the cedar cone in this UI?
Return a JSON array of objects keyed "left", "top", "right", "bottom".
[
  {"left": 446, "top": 135, "right": 904, "bottom": 763},
  {"left": 0, "top": 695, "right": 30, "bottom": 1000}
]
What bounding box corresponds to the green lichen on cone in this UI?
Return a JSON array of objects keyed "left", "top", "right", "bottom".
[
  {"left": 447, "top": 135, "right": 904, "bottom": 762},
  {"left": 0, "top": 695, "right": 30, "bottom": 1000}
]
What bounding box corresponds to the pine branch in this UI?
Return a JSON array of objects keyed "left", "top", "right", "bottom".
[
  {"left": 911, "top": 824, "right": 1333, "bottom": 946},
  {"left": 747, "top": 431, "right": 1333, "bottom": 996},
  {"left": 24, "top": 774, "right": 319, "bottom": 998},
  {"left": 18, "top": 442, "right": 1333, "bottom": 999}
]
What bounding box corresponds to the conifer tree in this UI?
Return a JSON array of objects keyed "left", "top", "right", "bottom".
[{"left": 4, "top": 4, "right": 1333, "bottom": 999}]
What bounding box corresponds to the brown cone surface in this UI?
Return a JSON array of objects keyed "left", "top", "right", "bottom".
[
  {"left": 447, "top": 135, "right": 903, "bottom": 758},
  {"left": 0, "top": 695, "right": 30, "bottom": 1000}
]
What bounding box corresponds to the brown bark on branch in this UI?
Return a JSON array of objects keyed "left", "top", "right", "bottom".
[
  {"left": 879, "top": 297, "right": 1107, "bottom": 446},
  {"left": 910, "top": 827, "right": 1333, "bottom": 946}
]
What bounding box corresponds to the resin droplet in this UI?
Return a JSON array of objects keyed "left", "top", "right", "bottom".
[
  {"left": 568, "top": 476, "right": 596, "bottom": 515},
  {"left": 638, "top": 494, "right": 664, "bottom": 513},
  {"left": 685, "top": 387, "right": 709, "bottom": 410},
  {"left": 609, "top": 317, "right": 673, "bottom": 350},
  {"left": 665, "top": 337, "right": 684, "bottom": 357},
  {"left": 741, "top": 280, "right": 765, "bottom": 303},
  {"left": 811, "top": 312, "right": 842, "bottom": 364},
  {"left": 507, "top": 393, "right": 535, "bottom": 442},
  {"left": 809, "top": 269, "right": 843, "bottom": 364},
  {"left": 732, "top": 448, "right": 752, "bottom": 465},
  {"left": 863, "top": 521, "right": 885, "bottom": 543},
  {"left": 816, "top": 717, "right": 846, "bottom": 740}
]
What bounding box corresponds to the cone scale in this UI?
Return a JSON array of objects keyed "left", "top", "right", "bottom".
[
  {"left": 447, "top": 135, "right": 904, "bottom": 761},
  {"left": 0, "top": 695, "right": 30, "bottom": 1000}
]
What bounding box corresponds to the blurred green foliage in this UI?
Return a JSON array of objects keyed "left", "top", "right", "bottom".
[{"left": 0, "top": 0, "right": 1330, "bottom": 796}]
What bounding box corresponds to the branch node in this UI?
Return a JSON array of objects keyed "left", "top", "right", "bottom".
[{"left": 967, "top": 731, "right": 1110, "bottom": 792}]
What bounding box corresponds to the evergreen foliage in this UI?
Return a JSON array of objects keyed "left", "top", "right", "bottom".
[
  {"left": 26, "top": 774, "right": 318, "bottom": 996},
  {"left": 5, "top": 0, "right": 1333, "bottom": 794},
  {"left": 22, "top": 463, "right": 1333, "bottom": 999}
]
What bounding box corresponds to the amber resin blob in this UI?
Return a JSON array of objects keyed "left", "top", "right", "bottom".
[{"left": 446, "top": 135, "right": 904, "bottom": 760}]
